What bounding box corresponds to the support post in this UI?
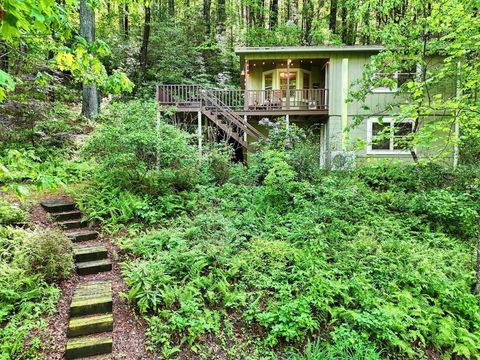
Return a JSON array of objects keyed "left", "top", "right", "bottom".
[
  {"left": 286, "top": 59, "right": 291, "bottom": 110},
  {"left": 341, "top": 58, "right": 349, "bottom": 151},
  {"left": 244, "top": 60, "right": 249, "bottom": 111},
  {"left": 243, "top": 115, "right": 248, "bottom": 142},
  {"left": 285, "top": 114, "right": 290, "bottom": 130},
  {"left": 197, "top": 110, "right": 202, "bottom": 154},
  {"left": 453, "top": 61, "right": 461, "bottom": 170}
]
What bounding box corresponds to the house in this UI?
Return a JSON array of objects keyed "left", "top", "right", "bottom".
[{"left": 156, "top": 45, "right": 455, "bottom": 167}]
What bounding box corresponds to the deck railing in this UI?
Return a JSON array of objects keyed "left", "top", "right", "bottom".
[{"left": 156, "top": 85, "right": 329, "bottom": 112}]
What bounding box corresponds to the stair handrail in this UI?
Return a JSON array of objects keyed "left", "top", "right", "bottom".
[{"left": 198, "top": 87, "right": 264, "bottom": 140}]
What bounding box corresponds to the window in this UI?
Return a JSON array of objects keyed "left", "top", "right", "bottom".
[
  {"left": 367, "top": 118, "right": 414, "bottom": 154},
  {"left": 371, "top": 66, "right": 417, "bottom": 93}
]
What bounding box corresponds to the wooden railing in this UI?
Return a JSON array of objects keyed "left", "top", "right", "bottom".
[{"left": 157, "top": 85, "right": 328, "bottom": 112}]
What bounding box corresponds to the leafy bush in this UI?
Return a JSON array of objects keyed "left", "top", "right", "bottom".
[
  {"left": 0, "top": 200, "right": 26, "bottom": 225},
  {"left": 118, "top": 165, "right": 480, "bottom": 358},
  {"left": 0, "top": 208, "right": 71, "bottom": 358},
  {"left": 23, "top": 229, "right": 74, "bottom": 282}
]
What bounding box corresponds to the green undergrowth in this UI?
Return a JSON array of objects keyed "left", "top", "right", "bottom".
[
  {"left": 0, "top": 198, "right": 74, "bottom": 359},
  {"left": 57, "top": 100, "right": 479, "bottom": 359}
]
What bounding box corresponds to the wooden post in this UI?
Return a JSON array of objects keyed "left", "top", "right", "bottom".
[
  {"left": 341, "top": 58, "right": 349, "bottom": 151},
  {"left": 197, "top": 110, "right": 202, "bottom": 154},
  {"left": 285, "top": 114, "right": 290, "bottom": 130},
  {"left": 243, "top": 115, "right": 248, "bottom": 142},
  {"left": 244, "top": 60, "right": 249, "bottom": 111},
  {"left": 286, "top": 59, "right": 290, "bottom": 110},
  {"left": 453, "top": 61, "right": 461, "bottom": 170}
]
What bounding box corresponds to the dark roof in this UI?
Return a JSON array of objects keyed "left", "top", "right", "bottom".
[{"left": 235, "top": 45, "right": 384, "bottom": 54}]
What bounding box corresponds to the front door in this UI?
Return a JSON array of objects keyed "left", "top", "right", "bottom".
[{"left": 279, "top": 70, "right": 297, "bottom": 109}]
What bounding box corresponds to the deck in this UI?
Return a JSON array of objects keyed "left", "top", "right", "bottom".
[{"left": 156, "top": 84, "right": 329, "bottom": 115}]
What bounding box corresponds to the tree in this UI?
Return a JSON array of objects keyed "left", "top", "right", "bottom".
[
  {"left": 80, "top": 0, "right": 99, "bottom": 118},
  {"left": 139, "top": 3, "right": 151, "bottom": 84},
  {"left": 350, "top": 0, "right": 480, "bottom": 164}
]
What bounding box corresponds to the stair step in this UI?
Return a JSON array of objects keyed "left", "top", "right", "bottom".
[
  {"left": 52, "top": 210, "right": 82, "bottom": 222},
  {"left": 41, "top": 200, "right": 76, "bottom": 213},
  {"left": 70, "top": 281, "right": 112, "bottom": 317},
  {"left": 61, "top": 220, "right": 88, "bottom": 230},
  {"left": 68, "top": 231, "right": 99, "bottom": 243},
  {"left": 65, "top": 335, "right": 112, "bottom": 359},
  {"left": 76, "top": 259, "right": 112, "bottom": 276},
  {"left": 73, "top": 244, "right": 108, "bottom": 262},
  {"left": 67, "top": 314, "right": 113, "bottom": 338}
]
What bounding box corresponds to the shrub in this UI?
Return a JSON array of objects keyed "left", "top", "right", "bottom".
[
  {"left": 0, "top": 200, "right": 26, "bottom": 225},
  {"left": 22, "top": 229, "right": 74, "bottom": 282}
]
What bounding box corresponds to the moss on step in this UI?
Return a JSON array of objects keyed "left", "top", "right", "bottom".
[
  {"left": 68, "top": 314, "right": 113, "bottom": 338},
  {"left": 76, "top": 259, "right": 112, "bottom": 275},
  {"left": 73, "top": 244, "right": 108, "bottom": 262},
  {"left": 65, "top": 335, "right": 112, "bottom": 359},
  {"left": 68, "top": 231, "right": 99, "bottom": 242}
]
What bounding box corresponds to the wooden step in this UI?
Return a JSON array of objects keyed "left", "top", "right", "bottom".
[
  {"left": 60, "top": 220, "right": 88, "bottom": 230},
  {"left": 41, "top": 200, "right": 76, "bottom": 213},
  {"left": 67, "top": 314, "right": 113, "bottom": 338},
  {"left": 76, "top": 259, "right": 112, "bottom": 276},
  {"left": 70, "top": 281, "right": 112, "bottom": 317},
  {"left": 68, "top": 231, "right": 99, "bottom": 243},
  {"left": 65, "top": 335, "right": 112, "bottom": 359},
  {"left": 51, "top": 210, "right": 82, "bottom": 222},
  {"left": 73, "top": 244, "right": 108, "bottom": 263}
]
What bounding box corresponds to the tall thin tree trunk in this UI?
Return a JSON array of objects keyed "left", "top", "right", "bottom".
[
  {"left": 329, "top": 0, "right": 337, "bottom": 33},
  {"left": 204, "top": 0, "right": 212, "bottom": 35},
  {"left": 80, "top": 0, "right": 99, "bottom": 118},
  {"left": 169, "top": 0, "right": 175, "bottom": 16},
  {"left": 139, "top": 4, "right": 151, "bottom": 82},
  {"left": 124, "top": 4, "right": 130, "bottom": 40},
  {"left": 217, "top": 0, "right": 226, "bottom": 33},
  {"left": 269, "top": 0, "right": 278, "bottom": 29}
]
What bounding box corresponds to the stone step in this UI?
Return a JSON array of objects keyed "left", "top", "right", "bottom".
[
  {"left": 68, "top": 231, "right": 99, "bottom": 243},
  {"left": 52, "top": 210, "right": 82, "bottom": 222},
  {"left": 76, "top": 259, "right": 112, "bottom": 276},
  {"left": 73, "top": 244, "right": 108, "bottom": 263},
  {"left": 65, "top": 335, "right": 112, "bottom": 359},
  {"left": 41, "top": 200, "right": 76, "bottom": 213},
  {"left": 70, "top": 281, "right": 112, "bottom": 317},
  {"left": 60, "top": 220, "right": 88, "bottom": 230},
  {"left": 67, "top": 313, "right": 113, "bottom": 338}
]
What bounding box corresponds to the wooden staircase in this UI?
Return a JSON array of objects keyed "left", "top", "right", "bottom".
[
  {"left": 41, "top": 200, "right": 114, "bottom": 359},
  {"left": 157, "top": 85, "right": 265, "bottom": 151}
]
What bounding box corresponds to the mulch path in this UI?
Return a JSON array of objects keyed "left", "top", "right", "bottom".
[{"left": 30, "top": 197, "right": 153, "bottom": 360}]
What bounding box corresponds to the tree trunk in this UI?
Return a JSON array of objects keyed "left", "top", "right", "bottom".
[
  {"left": 217, "top": 0, "right": 226, "bottom": 33},
  {"left": 204, "top": 0, "right": 212, "bottom": 35},
  {"left": 139, "top": 4, "right": 151, "bottom": 82},
  {"left": 329, "top": 0, "right": 337, "bottom": 33},
  {"left": 269, "top": 0, "right": 278, "bottom": 29},
  {"left": 169, "top": 0, "right": 175, "bottom": 16},
  {"left": 124, "top": 4, "right": 129, "bottom": 40},
  {"left": 80, "top": 0, "right": 99, "bottom": 118},
  {"left": 303, "top": 0, "right": 313, "bottom": 44},
  {"left": 476, "top": 220, "right": 480, "bottom": 296}
]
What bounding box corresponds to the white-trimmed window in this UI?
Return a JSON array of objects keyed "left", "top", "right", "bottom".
[
  {"left": 371, "top": 67, "right": 418, "bottom": 93},
  {"left": 367, "top": 117, "right": 415, "bottom": 154}
]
